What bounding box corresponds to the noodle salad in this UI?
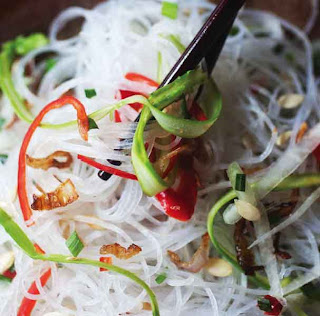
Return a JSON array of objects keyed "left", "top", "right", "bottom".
[{"left": 0, "top": 0, "right": 319, "bottom": 315}]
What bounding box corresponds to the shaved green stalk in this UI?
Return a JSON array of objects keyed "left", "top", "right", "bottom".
[
  {"left": 272, "top": 173, "right": 320, "bottom": 191},
  {"left": 132, "top": 69, "right": 214, "bottom": 196},
  {"left": 161, "top": 34, "right": 186, "bottom": 54},
  {"left": 0, "top": 34, "right": 48, "bottom": 123},
  {"left": 145, "top": 78, "right": 222, "bottom": 138},
  {"left": 0, "top": 44, "right": 33, "bottom": 123},
  {"left": 0, "top": 208, "right": 159, "bottom": 316},
  {"left": 207, "top": 172, "right": 320, "bottom": 289},
  {"left": 157, "top": 52, "right": 163, "bottom": 83},
  {"left": 41, "top": 95, "right": 147, "bottom": 129},
  {"left": 132, "top": 106, "right": 168, "bottom": 196},
  {"left": 207, "top": 190, "right": 269, "bottom": 289}
]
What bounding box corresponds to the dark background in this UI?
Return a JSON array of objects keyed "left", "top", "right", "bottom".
[{"left": 0, "top": 0, "right": 319, "bottom": 42}]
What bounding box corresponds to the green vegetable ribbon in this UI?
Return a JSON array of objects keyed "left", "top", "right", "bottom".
[
  {"left": 0, "top": 34, "right": 48, "bottom": 123},
  {"left": 207, "top": 172, "right": 320, "bottom": 289},
  {"left": 132, "top": 70, "right": 222, "bottom": 196},
  {"left": 0, "top": 208, "right": 160, "bottom": 316}
]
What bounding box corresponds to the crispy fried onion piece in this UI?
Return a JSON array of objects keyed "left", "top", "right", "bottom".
[
  {"left": 234, "top": 219, "right": 263, "bottom": 275},
  {"left": 100, "top": 243, "right": 142, "bottom": 260},
  {"left": 26, "top": 151, "right": 73, "bottom": 170},
  {"left": 31, "top": 179, "right": 79, "bottom": 211},
  {"left": 167, "top": 233, "right": 210, "bottom": 273}
]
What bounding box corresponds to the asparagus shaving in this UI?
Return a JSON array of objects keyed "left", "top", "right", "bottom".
[{"left": 0, "top": 208, "right": 160, "bottom": 316}]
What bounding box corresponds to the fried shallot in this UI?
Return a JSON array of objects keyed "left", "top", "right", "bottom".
[
  {"left": 31, "top": 179, "right": 79, "bottom": 211},
  {"left": 234, "top": 219, "right": 263, "bottom": 275},
  {"left": 26, "top": 151, "right": 73, "bottom": 170},
  {"left": 100, "top": 243, "right": 142, "bottom": 260},
  {"left": 167, "top": 233, "right": 210, "bottom": 273}
]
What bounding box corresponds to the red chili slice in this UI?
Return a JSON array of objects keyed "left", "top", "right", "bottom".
[
  {"left": 313, "top": 144, "right": 320, "bottom": 162},
  {"left": 156, "top": 156, "right": 197, "bottom": 221},
  {"left": 99, "top": 257, "right": 113, "bottom": 272},
  {"left": 125, "top": 73, "right": 159, "bottom": 88},
  {"left": 17, "top": 269, "right": 52, "bottom": 316},
  {"left": 17, "top": 244, "right": 51, "bottom": 316},
  {"left": 189, "top": 101, "right": 208, "bottom": 121},
  {"left": 119, "top": 90, "right": 147, "bottom": 112},
  {"left": 18, "top": 96, "right": 89, "bottom": 224},
  {"left": 2, "top": 269, "right": 16, "bottom": 279}
]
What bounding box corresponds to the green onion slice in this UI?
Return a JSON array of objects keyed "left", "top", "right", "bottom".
[
  {"left": 66, "top": 231, "right": 84, "bottom": 257},
  {"left": 0, "top": 208, "right": 160, "bottom": 316},
  {"left": 145, "top": 78, "right": 221, "bottom": 138},
  {"left": 85, "top": 89, "right": 97, "bottom": 99},
  {"left": 0, "top": 154, "right": 8, "bottom": 164},
  {"left": 235, "top": 173, "right": 246, "bottom": 191},
  {"left": 155, "top": 273, "right": 167, "bottom": 284},
  {"left": 257, "top": 297, "right": 273, "bottom": 312},
  {"left": 88, "top": 117, "right": 99, "bottom": 130},
  {"left": 132, "top": 69, "right": 215, "bottom": 196},
  {"left": 227, "top": 162, "right": 257, "bottom": 205},
  {"left": 162, "top": 1, "right": 178, "bottom": 20},
  {"left": 45, "top": 58, "right": 57, "bottom": 72},
  {"left": 0, "top": 117, "right": 5, "bottom": 130}
]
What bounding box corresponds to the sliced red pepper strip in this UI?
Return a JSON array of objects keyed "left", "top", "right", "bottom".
[
  {"left": 189, "top": 101, "right": 208, "bottom": 121},
  {"left": 34, "top": 243, "right": 45, "bottom": 255},
  {"left": 114, "top": 110, "right": 122, "bottom": 123},
  {"left": 313, "top": 144, "right": 320, "bottom": 162},
  {"left": 119, "top": 90, "right": 147, "bottom": 112},
  {"left": 78, "top": 155, "right": 138, "bottom": 180},
  {"left": 18, "top": 244, "right": 50, "bottom": 316},
  {"left": 18, "top": 96, "right": 89, "bottom": 224},
  {"left": 125, "top": 73, "right": 159, "bottom": 88},
  {"left": 2, "top": 268, "right": 16, "bottom": 279},
  {"left": 156, "top": 156, "right": 197, "bottom": 221},
  {"left": 17, "top": 269, "right": 52, "bottom": 316},
  {"left": 257, "top": 295, "right": 283, "bottom": 316},
  {"left": 99, "top": 257, "right": 113, "bottom": 272}
]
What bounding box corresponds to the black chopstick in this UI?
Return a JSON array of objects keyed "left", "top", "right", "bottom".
[
  {"left": 98, "top": 0, "right": 245, "bottom": 180},
  {"left": 134, "top": 0, "right": 245, "bottom": 123},
  {"left": 159, "top": 0, "right": 246, "bottom": 86}
]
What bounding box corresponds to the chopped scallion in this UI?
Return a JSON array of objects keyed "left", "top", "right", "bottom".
[
  {"left": 0, "top": 275, "right": 12, "bottom": 283},
  {"left": 0, "top": 118, "right": 5, "bottom": 130},
  {"left": 155, "top": 273, "right": 167, "bottom": 284},
  {"left": 66, "top": 231, "right": 84, "bottom": 257},
  {"left": 235, "top": 174, "right": 246, "bottom": 192},
  {"left": 0, "top": 154, "right": 8, "bottom": 165},
  {"left": 45, "top": 58, "right": 57, "bottom": 73},
  {"left": 85, "top": 89, "right": 97, "bottom": 99},
  {"left": 88, "top": 117, "right": 99, "bottom": 130},
  {"left": 162, "top": 1, "right": 178, "bottom": 20},
  {"left": 229, "top": 26, "right": 239, "bottom": 36},
  {"left": 257, "top": 297, "right": 272, "bottom": 312}
]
